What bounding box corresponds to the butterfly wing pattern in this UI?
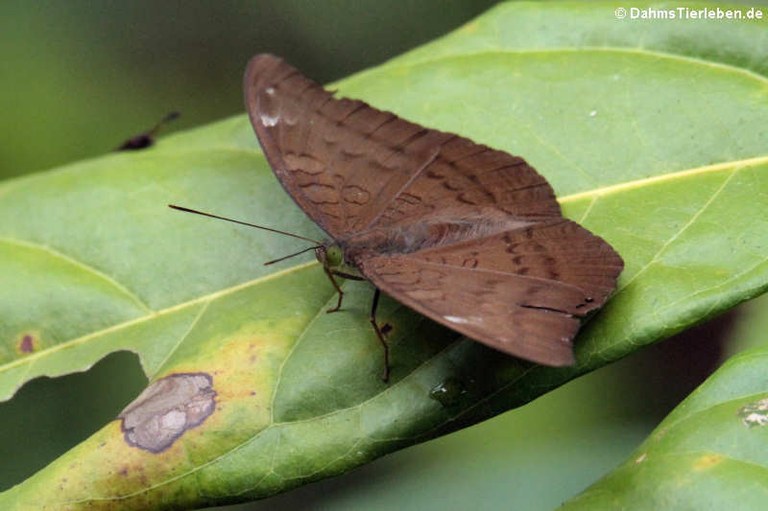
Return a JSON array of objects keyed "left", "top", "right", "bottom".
[{"left": 244, "top": 54, "right": 623, "bottom": 367}]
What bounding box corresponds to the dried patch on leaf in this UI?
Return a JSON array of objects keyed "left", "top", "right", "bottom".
[
  {"left": 693, "top": 453, "right": 724, "bottom": 471},
  {"left": 118, "top": 373, "right": 216, "bottom": 453},
  {"left": 738, "top": 397, "right": 768, "bottom": 428}
]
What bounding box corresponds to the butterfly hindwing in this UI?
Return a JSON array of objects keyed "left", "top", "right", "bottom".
[{"left": 355, "top": 219, "right": 623, "bottom": 365}]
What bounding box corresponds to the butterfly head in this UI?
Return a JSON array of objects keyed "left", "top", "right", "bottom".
[
  {"left": 316, "top": 242, "right": 363, "bottom": 280},
  {"left": 319, "top": 243, "right": 343, "bottom": 267}
]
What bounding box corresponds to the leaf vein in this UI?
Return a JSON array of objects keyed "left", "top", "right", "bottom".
[
  {"left": 0, "top": 237, "right": 152, "bottom": 314},
  {"left": 612, "top": 167, "right": 740, "bottom": 296}
]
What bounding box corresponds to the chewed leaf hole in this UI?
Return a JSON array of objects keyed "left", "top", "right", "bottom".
[{"left": 0, "top": 351, "right": 145, "bottom": 491}]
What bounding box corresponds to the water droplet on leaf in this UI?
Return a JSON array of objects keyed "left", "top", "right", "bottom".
[
  {"left": 429, "top": 378, "right": 467, "bottom": 407},
  {"left": 739, "top": 398, "right": 768, "bottom": 428}
]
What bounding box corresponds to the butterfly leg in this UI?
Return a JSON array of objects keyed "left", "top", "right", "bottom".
[
  {"left": 369, "top": 288, "right": 390, "bottom": 382},
  {"left": 323, "top": 265, "right": 345, "bottom": 313}
]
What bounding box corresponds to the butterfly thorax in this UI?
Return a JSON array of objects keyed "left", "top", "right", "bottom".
[{"left": 341, "top": 213, "right": 537, "bottom": 261}]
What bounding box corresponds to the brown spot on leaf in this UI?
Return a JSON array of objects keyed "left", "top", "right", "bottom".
[
  {"left": 16, "top": 332, "right": 38, "bottom": 354},
  {"left": 118, "top": 372, "right": 216, "bottom": 453},
  {"left": 20, "top": 335, "right": 34, "bottom": 352}
]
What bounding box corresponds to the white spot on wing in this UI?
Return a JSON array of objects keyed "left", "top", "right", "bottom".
[
  {"left": 444, "top": 315, "right": 484, "bottom": 326},
  {"left": 260, "top": 113, "right": 279, "bottom": 127}
]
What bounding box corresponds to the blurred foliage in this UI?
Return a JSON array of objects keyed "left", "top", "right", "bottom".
[
  {"left": 562, "top": 336, "right": 768, "bottom": 509},
  {"left": 0, "top": 0, "right": 495, "bottom": 178}
]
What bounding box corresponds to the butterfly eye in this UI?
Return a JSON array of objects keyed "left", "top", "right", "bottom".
[{"left": 325, "top": 245, "right": 344, "bottom": 268}]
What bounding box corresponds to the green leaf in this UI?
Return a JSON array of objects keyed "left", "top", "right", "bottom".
[
  {"left": 560, "top": 343, "right": 768, "bottom": 509},
  {"left": 1, "top": 1, "right": 767, "bottom": 509}
]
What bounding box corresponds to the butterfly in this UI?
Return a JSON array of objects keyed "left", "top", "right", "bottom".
[{"left": 240, "top": 54, "right": 623, "bottom": 380}]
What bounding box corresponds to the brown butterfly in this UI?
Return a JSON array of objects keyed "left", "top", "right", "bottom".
[{"left": 238, "top": 54, "right": 623, "bottom": 380}]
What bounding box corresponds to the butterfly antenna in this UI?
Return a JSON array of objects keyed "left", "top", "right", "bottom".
[
  {"left": 263, "top": 246, "right": 318, "bottom": 266},
  {"left": 168, "top": 204, "right": 322, "bottom": 245},
  {"left": 149, "top": 111, "right": 181, "bottom": 137}
]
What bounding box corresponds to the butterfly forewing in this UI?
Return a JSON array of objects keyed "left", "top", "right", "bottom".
[
  {"left": 368, "top": 137, "right": 562, "bottom": 231},
  {"left": 245, "top": 54, "right": 457, "bottom": 237},
  {"left": 245, "top": 55, "right": 563, "bottom": 239},
  {"left": 244, "top": 54, "right": 624, "bottom": 368}
]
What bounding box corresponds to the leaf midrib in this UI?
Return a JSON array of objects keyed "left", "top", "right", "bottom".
[
  {"left": 0, "top": 260, "right": 319, "bottom": 375},
  {"left": 559, "top": 155, "right": 768, "bottom": 204},
  {"left": 2, "top": 157, "right": 765, "bottom": 379}
]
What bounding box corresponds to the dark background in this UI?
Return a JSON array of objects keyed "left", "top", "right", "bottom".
[
  {"left": 0, "top": 0, "right": 496, "bottom": 179},
  {"left": 2, "top": 1, "right": 766, "bottom": 509}
]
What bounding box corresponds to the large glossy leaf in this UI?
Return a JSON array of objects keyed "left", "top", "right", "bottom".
[
  {"left": 561, "top": 342, "right": 768, "bottom": 509},
  {"left": 1, "top": 1, "right": 767, "bottom": 509}
]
